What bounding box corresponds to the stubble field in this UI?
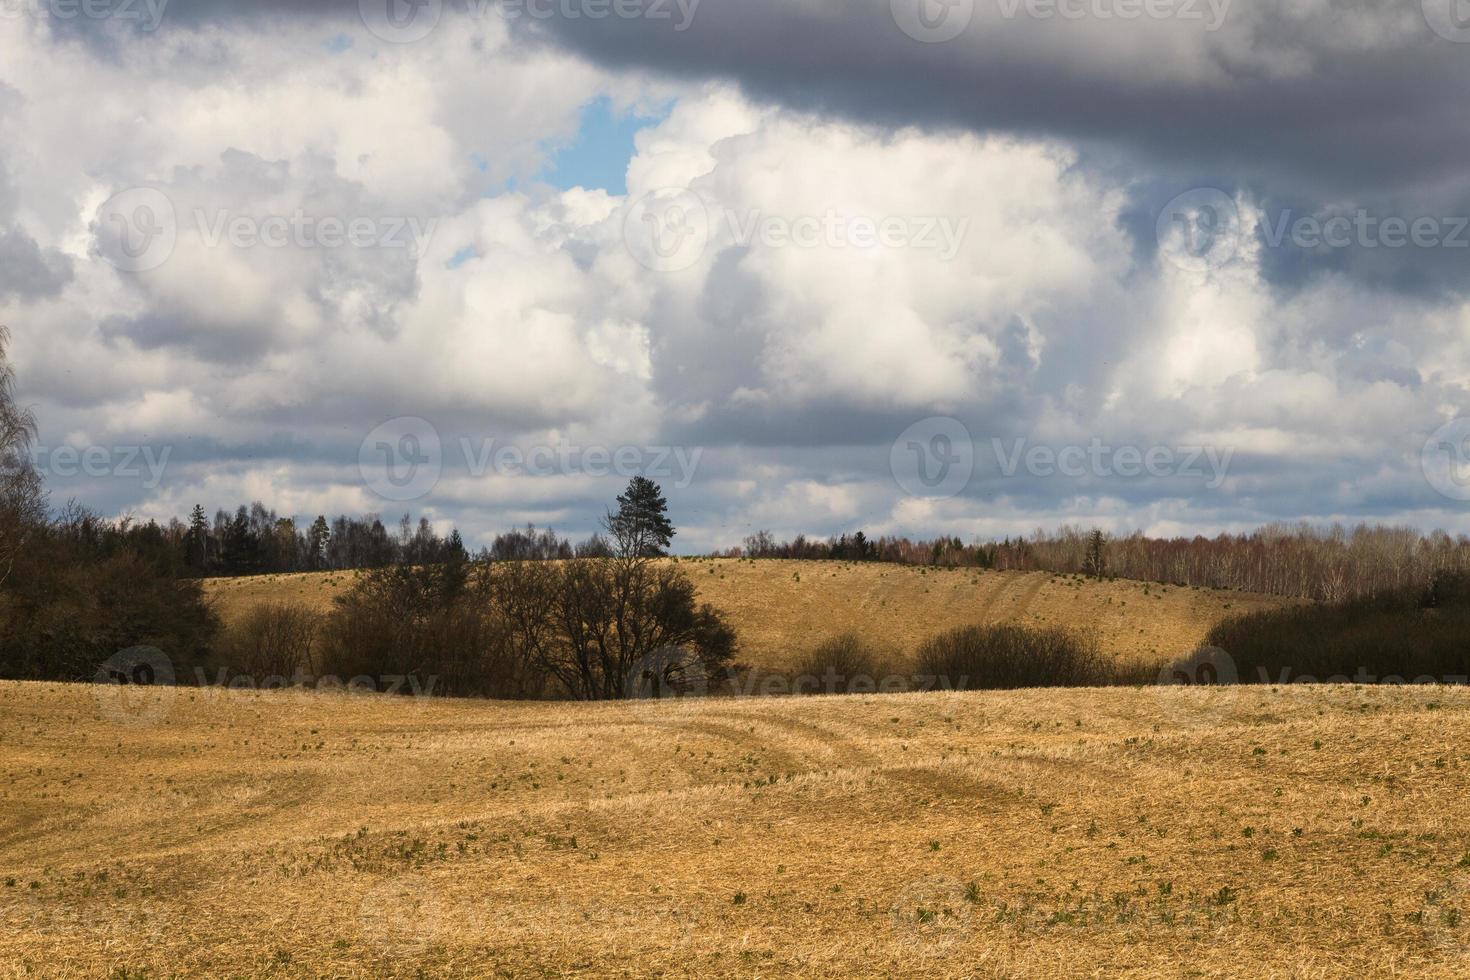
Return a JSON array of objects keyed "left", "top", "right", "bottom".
[{"left": 2, "top": 679, "right": 1469, "bottom": 977}]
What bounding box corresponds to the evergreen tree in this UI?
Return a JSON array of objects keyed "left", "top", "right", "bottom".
[
  {"left": 1084, "top": 529, "right": 1108, "bottom": 579},
  {"left": 307, "top": 515, "right": 331, "bottom": 570},
  {"left": 187, "top": 504, "right": 210, "bottom": 572},
  {"left": 603, "top": 476, "right": 675, "bottom": 559}
]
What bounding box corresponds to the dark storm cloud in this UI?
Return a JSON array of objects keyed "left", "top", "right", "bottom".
[{"left": 502, "top": 1, "right": 1466, "bottom": 196}]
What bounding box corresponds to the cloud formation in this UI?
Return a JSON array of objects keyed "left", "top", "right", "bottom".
[{"left": 2, "top": 2, "right": 1468, "bottom": 551}]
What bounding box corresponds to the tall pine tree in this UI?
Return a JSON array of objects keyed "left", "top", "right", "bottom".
[
  {"left": 603, "top": 477, "right": 675, "bottom": 559},
  {"left": 187, "top": 504, "right": 210, "bottom": 573}
]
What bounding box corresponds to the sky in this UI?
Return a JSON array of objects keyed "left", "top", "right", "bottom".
[{"left": 4, "top": 0, "right": 1470, "bottom": 553}]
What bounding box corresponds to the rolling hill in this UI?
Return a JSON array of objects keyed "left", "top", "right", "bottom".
[{"left": 202, "top": 559, "right": 1291, "bottom": 672}]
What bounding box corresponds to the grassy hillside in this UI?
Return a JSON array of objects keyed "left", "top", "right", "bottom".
[
  {"left": 2, "top": 681, "right": 1468, "bottom": 976},
  {"left": 203, "top": 559, "right": 1290, "bottom": 671}
]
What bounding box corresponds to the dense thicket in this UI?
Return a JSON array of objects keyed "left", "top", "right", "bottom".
[
  {"left": 913, "top": 624, "right": 1117, "bottom": 690},
  {"left": 297, "top": 552, "right": 737, "bottom": 700},
  {"left": 0, "top": 523, "right": 218, "bottom": 681},
  {"left": 1198, "top": 573, "right": 1470, "bottom": 685}
]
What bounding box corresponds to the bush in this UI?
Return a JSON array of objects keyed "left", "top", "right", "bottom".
[
  {"left": 1200, "top": 573, "right": 1470, "bottom": 684},
  {"left": 217, "top": 602, "right": 320, "bottom": 680},
  {"left": 914, "top": 623, "right": 1113, "bottom": 690},
  {"left": 783, "top": 633, "right": 906, "bottom": 695},
  {"left": 316, "top": 560, "right": 544, "bottom": 699}
]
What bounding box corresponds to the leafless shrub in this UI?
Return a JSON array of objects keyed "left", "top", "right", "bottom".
[
  {"left": 218, "top": 602, "right": 320, "bottom": 679},
  {"left": 915, "top": 623, "right": 1112, "bottom": 690},
  {"left": 783, "top": 633, "right": 906, "bottom": 695}
]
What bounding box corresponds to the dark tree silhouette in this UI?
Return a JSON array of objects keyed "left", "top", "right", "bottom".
[{"left": 603, "top": 476, "right": 675, "bottom": 559}]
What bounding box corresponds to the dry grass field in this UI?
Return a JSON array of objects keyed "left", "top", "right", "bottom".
[
  {"left": 2, "top": 679, "right": 1470, "bottom": 977},
  {"left": 203, "top": 560, "right": 1290, "bottom": 672}
]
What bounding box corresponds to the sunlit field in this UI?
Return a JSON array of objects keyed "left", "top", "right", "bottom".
[{"left": 3, "top": 679, "right": 1469, "bottom": 977}]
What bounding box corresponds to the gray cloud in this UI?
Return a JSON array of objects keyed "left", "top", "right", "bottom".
[{"left": 0, "top": 227, "right": 73, "bottom": 300}]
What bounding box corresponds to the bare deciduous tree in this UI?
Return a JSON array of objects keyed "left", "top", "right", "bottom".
[{"left": 0, "top": 325, "right": 45, "bottom": 589}]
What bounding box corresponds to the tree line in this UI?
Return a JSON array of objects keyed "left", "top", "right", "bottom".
[
  {"left": 738, "top": 523, "right": 1470, "bottom": 602},
  {"left": 167, "top": 502, "right": 1470, "bottom": 604},
  {"left": 146, "top": 505, "right": 620, "bottom": 577}
]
